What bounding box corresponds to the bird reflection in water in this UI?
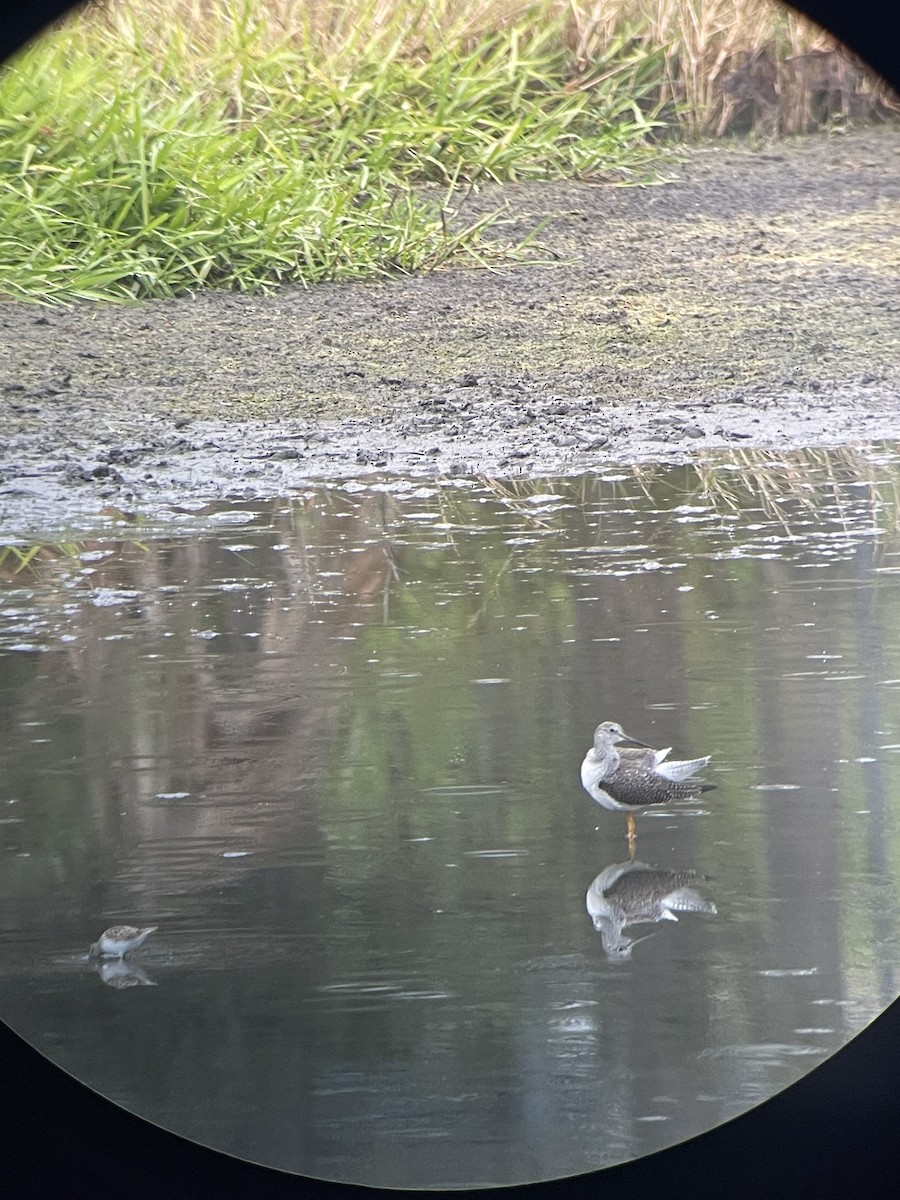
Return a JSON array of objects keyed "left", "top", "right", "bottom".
[
  {"left": 94, "top": 959, "right": 158, "bottom": 989},
  {"left": 586, "top": 860, "right": 717, "bottom": 959}
]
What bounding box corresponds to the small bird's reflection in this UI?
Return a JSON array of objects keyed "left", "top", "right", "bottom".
[
  {"left": 586, "top": 860, "right": 717, "bottom": 959},
  {"left": 94, "top": 959, "right": 158, "bottom": 989}
]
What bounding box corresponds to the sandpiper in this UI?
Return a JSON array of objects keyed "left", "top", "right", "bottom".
[
  {"left": 580, "top": 720, "right": 714, "bottom": 841},
  {"left": 89, "top": 925, "right": 158, "bottom": 959},
  {"left": 586, "top": 859, "right": 717, "bottom": 958}
]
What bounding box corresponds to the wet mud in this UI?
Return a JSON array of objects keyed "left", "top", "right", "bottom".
[{"left": 1, "top": 128, "right": 899, "bottom": 530}]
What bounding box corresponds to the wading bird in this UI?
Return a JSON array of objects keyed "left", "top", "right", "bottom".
[
  {"left": 89, "top": 925, "right": 158, "bottom": 959},
  {"left": 580, "top": 720, "right": 714, "bottom": 845}
]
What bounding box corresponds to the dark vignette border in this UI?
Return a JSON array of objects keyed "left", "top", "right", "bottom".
[
  {"left": 4, "top": 998, "right": 900, "bottom": 1198},
  {"left": 2, "top": 2, "right": 898, "bottom": 1198}
]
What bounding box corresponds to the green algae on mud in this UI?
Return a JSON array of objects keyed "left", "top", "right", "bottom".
[{"left": 1, "top": 129, "right": 900, "bottom": 530}]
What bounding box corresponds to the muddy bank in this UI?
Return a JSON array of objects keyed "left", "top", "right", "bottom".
[{"left": 1, "top": 128, "right": 899, "bottom": 531}]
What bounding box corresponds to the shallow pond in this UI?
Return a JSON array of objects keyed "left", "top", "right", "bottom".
[{"left": 2, "top": 446, "right": 900, "bottom": 1188}]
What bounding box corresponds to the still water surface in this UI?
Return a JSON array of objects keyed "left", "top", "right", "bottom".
[{"left": 2, "top": 448, "right": 900, "bottom": 1187}]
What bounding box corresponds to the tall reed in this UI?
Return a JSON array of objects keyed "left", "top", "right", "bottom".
[{"left": 1, "top": 0, "right": 890, "bottom": 305}]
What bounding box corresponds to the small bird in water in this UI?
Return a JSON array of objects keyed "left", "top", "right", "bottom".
[
  {"left": 581, "top": 720, "right": 714, "bottom": 843},
  {"left": 586, "top": 859, "right": 717, "bottom": 958},
  {"left": 89, "top": 925, "right": 158, "bottom": 959}
]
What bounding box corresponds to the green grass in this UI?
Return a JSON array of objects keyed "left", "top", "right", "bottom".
[
  {"left": 0, "top": 537, "right": 150, "bottom": 573},
  {"left": 0, "top": 0, "right": 666, "bottom": 304},
  {"left": 0, "top": 543, "right": 80, "bottom": 572}
]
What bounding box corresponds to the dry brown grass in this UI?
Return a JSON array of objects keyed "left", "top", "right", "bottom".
[{"left": 81, "top": 0, "right": 897, "bottom": 134}]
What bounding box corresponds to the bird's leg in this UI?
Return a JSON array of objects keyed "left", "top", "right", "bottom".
[{"left": 626, "top": 812, "right": 637, "bottom": 859}]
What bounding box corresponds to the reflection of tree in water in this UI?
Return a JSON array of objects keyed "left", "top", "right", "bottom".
[
  {"left": 3, "top": 450, "right": 900, "bottom": 1181},
  {"left": 97, "top": 496, "right": 403, "bottom": 863},
  {"left": 0, "top": 447, "right": 899, "bottom": 1026},
  {"left": 0, "top": 492, "right": 410, "bottom": 914}
]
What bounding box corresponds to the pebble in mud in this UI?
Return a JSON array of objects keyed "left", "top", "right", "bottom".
[{"left": 60, "top": 462, "right": 124, "bottom": 484}]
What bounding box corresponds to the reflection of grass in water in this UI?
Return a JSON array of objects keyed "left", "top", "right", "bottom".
[
  {"left": 671, "top": 445, "right": 899, "bottom": 533},
  {"left": 4, "top": 445, "right": 895, "bottom": 580},
  {"left": 0, "top": 538, "right": 149, "bottom": 576},
  {"left": 476, "top": 478, "right": 559, "bottom": 530},
  {"left": 1, "top": 505, "right": 148, "bottom": 578},
  {"left": 431, "top": 446, "right": 900, "bottom": 535},
  {"left": 0, "top": 542, "right": 86, "bottom": 575}
]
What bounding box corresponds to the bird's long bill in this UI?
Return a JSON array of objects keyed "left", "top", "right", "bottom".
[
  {"left": 628, "top": 932, "right": 657, "bottom": 950},
  {"left": 620, "top": 731, "right": 652, "bottom": 748}
]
